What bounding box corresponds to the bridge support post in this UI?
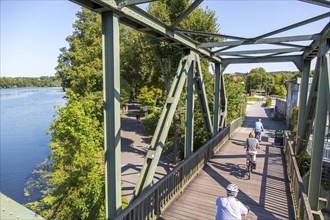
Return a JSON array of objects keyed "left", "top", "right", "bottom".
[
  {"left": 297, "top": 60, "right": 311, "bottom": 140},
  {"left": 213, "top": 63, "right": 227, "bottom": 134},
  {"left": 102, "top": 11, "right": 122, "bottom": 219},
  {"left": 185, "top": 51, "right": 195, "bottom": 158},
  {"left": 308, "top": 41, "right": 329, "bottom": 212}
]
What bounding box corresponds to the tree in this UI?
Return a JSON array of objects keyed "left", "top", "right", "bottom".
[
  {"left": 224, "top": 74, "right": 245, "bottom": 123},
  {"left": 26, "top": 9, "right": 107, "bottom": 219}
]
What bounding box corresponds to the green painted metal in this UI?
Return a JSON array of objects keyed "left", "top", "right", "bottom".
[
  {"left": 326, "top": 48, "right": 330, "bottom": 126},
  {"left": 213, "top": 63, "right": 221, "bottom": 134},
  {"left": 219, "top": 70, "right": 227, "bottom": 129},
  {"left": 253, "top": 12, "right": 330, "bottom": 41},
  {"left": 116, "top": 0, "right": 156, "bottom": 8},
  {"left": 0, "top": 193, "right": 46, "bottom": 220},
  {"left": 296, "top": 56, "right": 321, "bottom": 155},
  {"left": 194, "top": 54, "right": 213, "bottom": 138},
  {"left": 200, "top": 34, "right": 320, "bottom": 48},
  {"left": 133, "top": 52, "right": 194, "bottom": 197},
  {"left": 102, "top": 11, "right": 122, "bottom": 219},
  {"left": 297, "top": 57, "right": 321, "bottom": 155},
  {"left": 222, "top": 55, "right": 303, "bottom": 72},
  {"left": 184, "top": 52, "right": 195, "bottom": 158},
  {"left": 308, "top": 42, "right": 329, "bottom": 211},
  {"left": 299, "top": 0, "right": 330, "bottom": 8},
  {"left": 218, "top": 48, "right": 303, "bottom": 56},
  {"left": 213, "top": 63, "right": 227, "bottom": 131},
  {"left": 304, "top": 23, "right": 330, "bottom": 60},
  {"left": 297, "top": 60, "right": 311, "bottom": 139}
]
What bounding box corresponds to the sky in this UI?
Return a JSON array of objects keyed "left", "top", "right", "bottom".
[{"left": 1, "top": 0, "right": 329, "bottom": 77}]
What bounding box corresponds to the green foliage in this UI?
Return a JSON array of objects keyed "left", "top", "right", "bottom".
[
  {"left": 143, "top": 111, "right": 161, "bottom": 136},
  {"left": 266, "top": 98, "right": 272, "bottom": 107},
  {"left": 291, "top": 106, "right": 299, "bottom": 133},
  {"left": 0, "top": 76, "right": 61, "bottom": 88},
  {"left": 137, "top": 86, "right": 162, "bottom": 113},
  {"left": 27, "top": 91, "right": 105, "bottom": 219},
  {"left": 224, "top": 74, "right": 245, "bottom": 124},
  {"left": 244, "top": 68, "right": 296, "bottom": 97},
  {"left": 56, "top": 10, "right": 103, "bottom": 96}
]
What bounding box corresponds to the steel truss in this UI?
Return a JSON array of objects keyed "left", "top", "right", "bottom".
[
  {"left": 133, "top": 50, "right": 213, "bottom": 197},
  {"left": 70, "top": 0, "right": 330, "bottom": 218}
]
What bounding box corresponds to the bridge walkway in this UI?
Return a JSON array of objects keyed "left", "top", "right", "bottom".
[{"left": 160, "top": 102, "right": 295, "bottom": 219}]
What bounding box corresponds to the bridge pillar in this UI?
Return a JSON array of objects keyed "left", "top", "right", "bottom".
[
  {"left": 102, "top": 11, "right": 122, "bottom": 219},
  {"left": 213, "top": 63, "right": 227, "bottom": 134},
  {"left": 297, "top": 59, "right": 311, "bottom": 139},
  {"left": 308, "top": 41, "right": 329, "bottom": 212},
  {"left": 185, "top": 51, "right": 195, "bottom": 158}
]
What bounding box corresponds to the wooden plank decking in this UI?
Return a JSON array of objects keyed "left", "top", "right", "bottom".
[{"left": 160, "top": 102, "right": 295, "bottom": 220}]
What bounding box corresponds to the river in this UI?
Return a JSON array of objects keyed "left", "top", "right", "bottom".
[{"left": 0, "top": 87, "right": 66, "bottom": 204}]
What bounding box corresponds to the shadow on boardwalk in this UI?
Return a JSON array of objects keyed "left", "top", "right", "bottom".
[
  {"left": 121, "top": 102, "right": 172, "bottom": 202},
  {"left": 160, "top": 102, "right": 295, "bottom": 220}
]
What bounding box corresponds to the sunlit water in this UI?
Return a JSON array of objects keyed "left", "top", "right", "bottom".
[{"left": 0, "top": 87, "right": 66, "bottom": 204}]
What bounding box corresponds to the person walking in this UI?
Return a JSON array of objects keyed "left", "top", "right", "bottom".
[{"left": 216, "top": 184, "right": 250, "bottom": 220}]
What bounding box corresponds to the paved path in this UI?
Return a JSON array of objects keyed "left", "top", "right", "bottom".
[
  {"left": 121, "top": 103, "right": 172, "bottom": 202},
  {"left": 161, "top": 102, "right": 295, "bottom": 219}
]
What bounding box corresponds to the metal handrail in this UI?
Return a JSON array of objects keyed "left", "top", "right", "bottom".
[
  {"left": 114, "top": 117, "right": 242, "bottom": 220},
  {"left": 284, "top": 132, "right": 314, "bottom": 220}
]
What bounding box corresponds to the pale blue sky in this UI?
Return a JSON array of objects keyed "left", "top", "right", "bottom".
[{"left": 1, "top": 0, "right": 329, "bottom": 77}]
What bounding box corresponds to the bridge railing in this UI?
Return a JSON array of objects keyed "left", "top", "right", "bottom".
[
  {"left": 284, "top": 132, "right": 314, "bottom": 220},
  {"left": 114, "top": 117, "right": 242, "bottom": 220}
]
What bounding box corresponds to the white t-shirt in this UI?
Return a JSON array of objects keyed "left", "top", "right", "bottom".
[{"left": 216, "top": 196, "right": 249, "bottom": 220}]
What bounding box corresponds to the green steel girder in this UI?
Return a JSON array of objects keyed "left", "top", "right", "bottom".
[
  {"left": 200, "top": 34, "right": 320, "bottom": 48},
  {"left": 297, "top": 39, "right": 330, "bottom": 156},
  {"left": 102, "top": 11, "right": 122, "bottom": 219},
  {"left": 219, "top": 69, "right": 227, "bottom": 129},
  {"left": 185, "top": 51, "right": 195, "bottom": 158},
  {"left": 299, "top": 0, "right": 330, "bottom": 8},
  {"left": 297, "top": 60, "right": 311, "bottom": 138},
  {"left": 133, "top": 50, "right": 214, "bottom": 197},
  {"left": 194, "top": 54, "right": 213, "bottom": 138},
  {"left": 116, "top": 0, "right": 156, "bottom": 8},
  {"left": 221, "top": 55, "right": 303, "bottom": 72},
  {"left": 297, "top": 57, "right": 320, "bottom": 156},
  {"left": 213, "top": 63, "right": 227, "bottom": 133},
  {"left": 133, "top": 51, "right": 193, "bottom": 197},
  {"left": 308, "top": 39, "right": 329, "bottom": 211}
]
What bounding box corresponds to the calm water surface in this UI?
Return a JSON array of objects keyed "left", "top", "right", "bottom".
[{"left": 0, "top": 87, "right": 65, "bottom": 204}]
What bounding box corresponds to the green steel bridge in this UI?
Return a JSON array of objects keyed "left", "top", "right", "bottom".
[
  {"left": 3, "top": 1, "right": 329, "bottom": 219},
  {"left": 69, "top": 0, "right": 329, "bottom": 219}
]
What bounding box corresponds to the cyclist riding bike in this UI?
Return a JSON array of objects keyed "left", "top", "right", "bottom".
[
  {"left": 216, "top": 184, "right": 250, "bottom": 220},
  {"left": 253, "top": 118, "right": 264, "bottom": 142},
  {"left": 245, "top": 132, "right": 260, "bottom": 169}
]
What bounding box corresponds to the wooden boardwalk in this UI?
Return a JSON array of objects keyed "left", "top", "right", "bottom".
[{"left": 160, "top": 102, "right": 295, "bottom": 220}]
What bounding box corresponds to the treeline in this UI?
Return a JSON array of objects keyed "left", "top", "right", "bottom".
[
  {"left": 242, "top": 67, "right": 298, "bottom": 98},
  {"left": 0, "top": 76, "right": 61, "bottom": 88}
]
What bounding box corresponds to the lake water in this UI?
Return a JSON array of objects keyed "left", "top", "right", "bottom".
[{"left": 0, "top": 87, "right": 66, "bottom": 204}]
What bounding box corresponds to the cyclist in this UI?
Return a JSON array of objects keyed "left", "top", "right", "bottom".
[
  {"left": 253, "top": 118, "right": 264, "bottom": 141},
  {"left": 245, "top": 132, "right": 260, "bottom": 169},
  {"left": 216, "top": 183, "right": 250, "bottom": 220}
]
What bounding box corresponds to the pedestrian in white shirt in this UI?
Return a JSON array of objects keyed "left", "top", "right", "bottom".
[{"left": 216, "top": 184, "right": 250, "bottom": 220}]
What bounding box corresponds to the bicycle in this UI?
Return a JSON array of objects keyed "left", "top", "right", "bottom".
[{"left": 246, "top": 152, "right": 256, "bottom": 179}]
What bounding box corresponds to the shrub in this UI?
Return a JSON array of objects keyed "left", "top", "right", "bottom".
[{"left": 266, "top": 98, "right": 272, "bottom": 107}]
